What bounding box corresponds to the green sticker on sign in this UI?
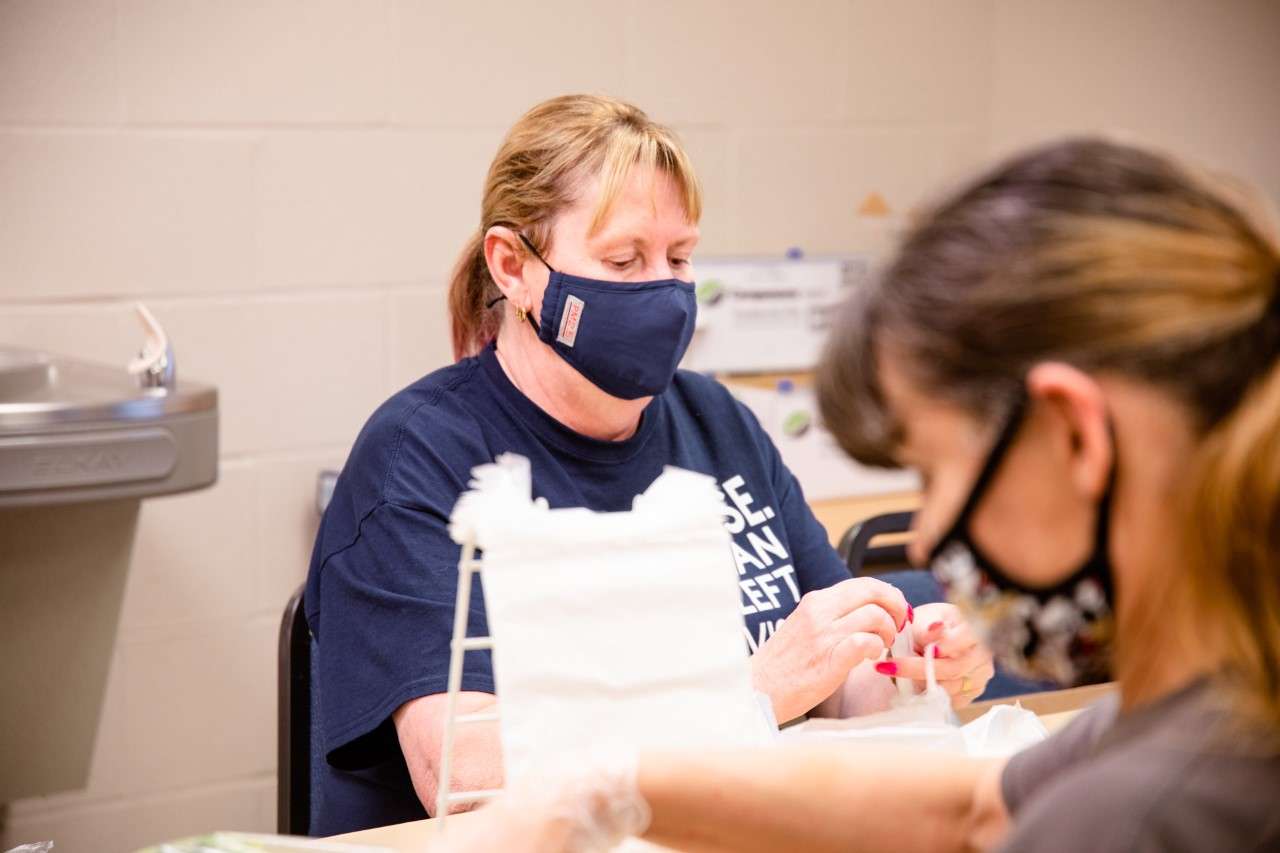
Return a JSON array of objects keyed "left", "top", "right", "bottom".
[
  {"left": 697, "top": 278, "right": 726, "bottom": 306},
  {"left": 782, "top": 409, "right": 812, "bottom": 438}
]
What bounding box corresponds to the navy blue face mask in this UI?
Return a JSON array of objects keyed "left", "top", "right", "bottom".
[{"left": 490, "top": 234, "right": 698, "bottom": 400}]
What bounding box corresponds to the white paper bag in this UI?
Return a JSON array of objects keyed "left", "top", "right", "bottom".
[{"left": 449, "top": 455, "right": 773, "bottom": 785}]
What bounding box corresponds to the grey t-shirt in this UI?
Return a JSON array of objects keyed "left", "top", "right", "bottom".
[{"left": 1000, "top": 679, "right": 1280, "bottom": 852}]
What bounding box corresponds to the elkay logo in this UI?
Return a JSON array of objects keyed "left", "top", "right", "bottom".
[
  {"left": 557, "top": 295, "right": 584, "bottom": 347},
  {"left": 30, "top": 449, "right": 126, "bottom": 479}
]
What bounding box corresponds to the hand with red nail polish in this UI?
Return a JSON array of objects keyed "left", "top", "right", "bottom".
[
  {"left": 880, "top": 602, "right": 996, "bottom": 709},
  {"left": 749, "top": 577, "right": 909, "bottom": 723}
]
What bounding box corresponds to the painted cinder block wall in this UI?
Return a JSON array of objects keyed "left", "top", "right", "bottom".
[{"left": 1, "top": 1, "right": 1277, "bottom": 849}]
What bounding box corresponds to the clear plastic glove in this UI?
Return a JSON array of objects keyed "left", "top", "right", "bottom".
[
  {"left": 784, "top": 641, "right": 967, "bottom": 753},
  {"left": 751, "top": 577, "right": 909, "bottom": 722},
  {"left": 435, "top": 753, "right": 650, "bottom": 853}
]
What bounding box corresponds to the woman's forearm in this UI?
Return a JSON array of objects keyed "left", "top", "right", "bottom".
[
  {"left": 637, "top": 745, "right": 1007, "bottom": 853},
  {"left": 393, "top": 691, "right": 504, "bottom": 815}
]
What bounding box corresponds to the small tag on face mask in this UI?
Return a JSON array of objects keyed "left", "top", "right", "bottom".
[{"left": 557, "top": 295, "right": 585, "bottom": 347}]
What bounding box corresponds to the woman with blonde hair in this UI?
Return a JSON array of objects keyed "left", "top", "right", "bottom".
[
  {"left": 305, "top": 94, "right": 991, "bottom": 834},
  {"left": 449, "top": 137, "right": 1280, "bottom": 851}
]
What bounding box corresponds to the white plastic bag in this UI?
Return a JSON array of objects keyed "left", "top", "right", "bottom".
[
  {"left": 785, "top": 640, "right": 970, "bottom": 752},
  {"left": 960, "top": 701, "right": 1050, "bottom": 757},
  {"left": 135, "top": 833, "right": 392, "bottom": 852},
  {"left": 783, "top": 638, "right": 1048, "bottom": 757}
]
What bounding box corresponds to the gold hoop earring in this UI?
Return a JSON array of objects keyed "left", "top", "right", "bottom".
[{"left": 515, "top": 306, "right": 527, "bottom": 323}]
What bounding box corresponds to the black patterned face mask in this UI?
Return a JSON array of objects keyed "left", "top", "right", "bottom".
[{"left": 926, "top": 389, "right": 1115, "bottom": 687}]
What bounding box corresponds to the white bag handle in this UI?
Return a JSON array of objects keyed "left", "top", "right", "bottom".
[{"left": 922, "top": 641, "right": 940, "bottom": 694}]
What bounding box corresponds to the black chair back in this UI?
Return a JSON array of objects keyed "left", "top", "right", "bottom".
[
  {"left": 277, "top": 585, "right": 311, "bottom": 835},
  {"left": 837, "top": 510, "right": 915, "bottom": 576}
]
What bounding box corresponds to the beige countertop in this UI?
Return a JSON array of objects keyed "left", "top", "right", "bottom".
[{"left": 330, "top": 683, "right": 1115, "bottom": 852}]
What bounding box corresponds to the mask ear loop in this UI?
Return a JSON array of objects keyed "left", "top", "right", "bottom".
[
  {"left": 483, "top": 231, "right": 548, "bottom": 331},
  {"left": 516, "top": 232, "right": 555, "bottom": 272},
  {"left": 926, "top": 387, "right": 1028, "bottom": 566}
]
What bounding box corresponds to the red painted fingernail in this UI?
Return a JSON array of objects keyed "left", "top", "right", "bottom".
[
  {"left": 874, "top": 661, "right": 898, "bottom": 676},
  {"left": 929, "top": 621, "right": 944, "bottom": 633},
  {"left": 907, "top": 604, "right": 915, "bottom": 624},
  {"left": 931, "top": 646, "right": 942, "bottom": 659}
]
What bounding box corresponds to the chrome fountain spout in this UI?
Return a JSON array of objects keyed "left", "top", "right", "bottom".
[{"left": 127, "top": 302, "right": 176, "bottom": 389}]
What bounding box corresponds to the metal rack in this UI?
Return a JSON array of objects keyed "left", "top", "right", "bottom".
[{"left": 434, "top": 540, "right": 503, "bottom": 825}]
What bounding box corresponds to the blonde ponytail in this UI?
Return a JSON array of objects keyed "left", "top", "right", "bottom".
[
  {"left": 447, "top": 230, "right": 500, "bottom": 360},
  {"left": 1187, "top": 330, "right": 1280, "bottom": 734}
]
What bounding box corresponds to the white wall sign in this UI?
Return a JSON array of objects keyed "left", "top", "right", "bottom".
[{"left": 682, "top": 255, "right": 872, "bottom": 373}]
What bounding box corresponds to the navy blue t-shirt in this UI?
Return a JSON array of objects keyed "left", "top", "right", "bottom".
[{"left": 304, "top": 344, "right": 851, "bottom": 834}]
